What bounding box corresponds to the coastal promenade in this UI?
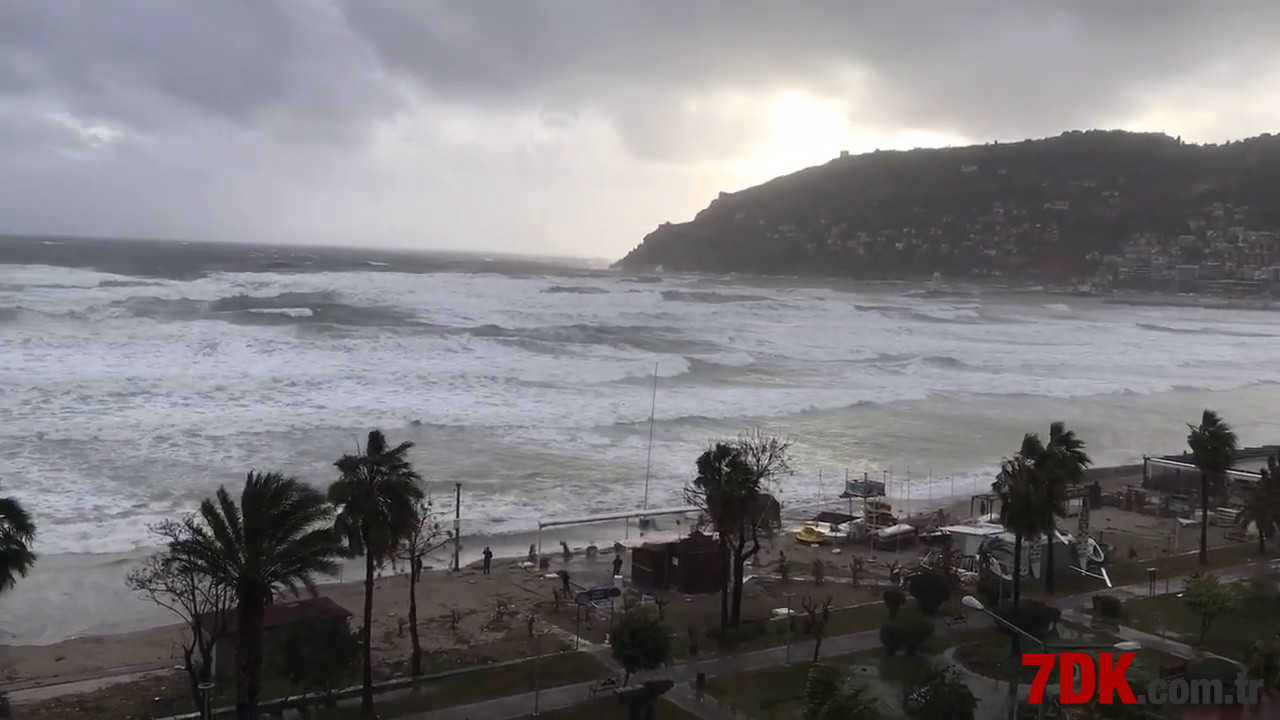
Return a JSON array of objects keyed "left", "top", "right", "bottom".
[{"left": 404, "top": 558, "right": 1280, "bottom": 720}]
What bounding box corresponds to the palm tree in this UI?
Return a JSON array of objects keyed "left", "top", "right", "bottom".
[
  {"left": 1019, "top": 422, "right": 1093, "bottom": 593},
  {"left": 330, "top": 430, "right": 424, "bottom": 719},
  {"left": 170, "top": 472, "right": 342, "bottom": 719},
  {"left": 1240, "top": 454, "right": 1280, "bottom": 555},
  {"left": 0, "top": 495, "right": 36, "bottom": 593},
  {"left": 1187, "top": 409, "right": 1238, "bottom": 565},
  {"left": 993, "top": 454, "right": 1063, "bottom": 611},
  {"left": 804, "top": 664, "right": 883, "bottom": 720},
  {"left": 686, "top": 442, "right": 755, "bottom": 630}
]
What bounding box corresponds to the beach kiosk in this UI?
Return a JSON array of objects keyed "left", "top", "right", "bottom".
[
  {"left": 630, "top": 531, "right": 724, "bottom": 595},
  {"left": 201, "top": 597, "right": 352, "bottom": 681}
]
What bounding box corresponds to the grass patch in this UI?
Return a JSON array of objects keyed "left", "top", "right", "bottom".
[
  {"left": 683, "top": 598, "right": 974, "bottom": 660},
  {"left": 703, "top": 612, "right": 982, "bottom": 719},
  {"left": 1042, "top": 543, "right": 1276, "bottom": 597},
  {"left": 1122, "top": 585, "right": 1280, "bottom": 661},
  {"left": 704, "top": 659, "right": 846, "bottom": 720},
  {"left": 538, "top": 697, "right": 701, "bottom": 719},
  {"left": 308, "top": 651, "right": 608, "bottom": 718}
]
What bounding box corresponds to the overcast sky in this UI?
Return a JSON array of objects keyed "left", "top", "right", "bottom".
[{"left": 3, "top": 1, "right": 1278, "bottom": 259}]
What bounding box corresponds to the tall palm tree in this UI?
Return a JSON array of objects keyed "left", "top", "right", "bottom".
[
  {"left": 804, "top": 664, "right": 883, "bottom": 720},
  {"left": 1187, "top": 409, "right": 1238, "bottom": 565},
  {"left": 330, "top": 430, "right": 424, "bottom": 719},
  {"left": 170, "top": 472, "right": 342, "bottom": 719},
  {"left": 0, "top": 495, "right": 37, "bottom": 593},
  {"left": 1239, "top": 454, "right": 1280, "bottom": 555},
  {"left": 1019, "top": 422, "right": 1093, "bottom": 593},
  {"left": 993, "top": 454, "right": 1063, "bottom": 610},
  {"left": 686, "top": 442, "right": 755, "bottom": 630}
]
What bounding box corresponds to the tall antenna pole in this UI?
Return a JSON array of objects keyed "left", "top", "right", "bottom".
[{"left": 642, "top": 362, "right": 659, "bottom": 511}]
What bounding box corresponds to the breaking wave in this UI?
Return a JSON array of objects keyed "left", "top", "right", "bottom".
[
  {"left": 1135, "top": 322, "right": 1278, "bottom": 338},
  {"left": 661, "top": 289, "right": 773, "bottom": 304},
  {"left": 543, "top": 285, "right": 611, "bottom": 295},
  {"left": 108, "top": 292, "right": 415, "bottom": 327}
]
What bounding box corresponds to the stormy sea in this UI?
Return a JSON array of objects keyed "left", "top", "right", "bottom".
[{"left": 3, "top": 234, "right": 1280, "bottom": 643}]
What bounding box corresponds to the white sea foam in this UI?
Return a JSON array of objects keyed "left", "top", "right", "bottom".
[
  {"left": 244, "top": 307, "right": 315, "bottom": 318},
  {"left": 5, "top": 263, "right": 1280, "bottom": 559}
]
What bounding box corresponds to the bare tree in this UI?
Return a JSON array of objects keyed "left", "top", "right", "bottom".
[
  {"left": 392, "top": 493, "right": 451, "bottom": 676},
  {"left": 126, "top": 518, "right": 231, "bottom": 711},
  {"left": 685, "top": 428, "right": 794, "bottom": 628},
  {"left": 734, "top": 427, "right": 796, "bottom": 491},
  {"left": 801, "top": 595, "right": 834, "bottom": 663}
]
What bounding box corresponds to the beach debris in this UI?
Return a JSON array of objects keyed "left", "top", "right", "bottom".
[
  {"left": 526, "top": 612, "right": 537, "bottom": 638},
  {"left": 492, "top": 599, "right": 510, "bottom": 623},
  {"left": 613, "top": 541, "right": 626, "bottom": 555},
  {"left": 552, "top": 587, "right": 563, "bottom": 612},
  {"left": 586, "top": 543, "right": 599, "bottom": 558},
  {"left": 449, "top": 609, "right": 461, "bottom": 633}
]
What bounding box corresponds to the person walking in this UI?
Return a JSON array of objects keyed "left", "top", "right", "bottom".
[
  {"left": 611, "top": 552, "right": 623, "bottom": 578},
  {"left": 482, "top": 546, "right": 493, "bottom": 575}
]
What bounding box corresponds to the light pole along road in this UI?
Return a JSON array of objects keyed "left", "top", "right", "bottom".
[{"left": 961, "top": 594, "right": 1142, "bottom": 720}]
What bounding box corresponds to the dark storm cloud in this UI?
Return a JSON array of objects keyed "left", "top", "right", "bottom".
[
  {"left": 3, "top": 0, "right": 1278, "bottom": 157},
  {"left": 1, "top": 0, "right": 1278, "bottom": 255},
  {"left": 0, "top": 0, "right": 403, "bottom": 142},
  {"left": 338, "top": 0, "right": 1280, "bottom": 149}
]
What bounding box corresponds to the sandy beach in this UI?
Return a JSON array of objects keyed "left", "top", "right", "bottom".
[{"left": 4, "top": 461, "right": 1221, "bottom": 703}]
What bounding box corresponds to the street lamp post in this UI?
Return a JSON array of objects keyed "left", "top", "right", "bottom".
[
  {"left": 197, "top": 681, "right": 215, "bottom": 720},
  {"left": 784, "top": 592, "right": 795, "bottom": 666},
  {"left": 533, "top": 631, "right": 543, "bottom": 717},
  {"left": 961, "top": 595, "right": 1140, "bottom": 720}
]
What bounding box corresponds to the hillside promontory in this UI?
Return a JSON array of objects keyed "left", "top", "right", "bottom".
[{"left": 614, "top": 131, "right": 1280, "bottom": 282}]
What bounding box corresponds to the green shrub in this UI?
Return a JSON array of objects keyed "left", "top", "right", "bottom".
[
  {"left": 1091, "top": 594, "right": 1122, "bottom": 619},
  {"left": 707, "top": 620, "right": 767, "bottom": 648},
  {"left": 880, "top": 622, "right": 904, "bottom": 655},
  {"left": 976, "top": 576, "right": 1002, "bottom": 608},
  {"left": 1185, "top": 657, "right": 1239, "bottom": 686},
  {"left": 908, "top": 572, "right": 951, "bottom": 614},
  {"left": 898, "top": 617, "right": 935, "bottom": 655},
  {"left": 994, "top": 600, "right": 1060, "bottom": 639},
  {"left": 610, "top": 613, "right": 672, "bottom": 684},
  {"left": 881, "top": 617, "right": 935, "bottom": 656},
  {"left": 883, "top": 588, "right": 907, "bottom": 619},
  {"left": 904, "top": 665, "right": 978, "bottom": 720}
]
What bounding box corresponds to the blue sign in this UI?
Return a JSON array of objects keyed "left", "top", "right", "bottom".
[{"left": 575, "top": 586, "right": 621, "bottom": 605}]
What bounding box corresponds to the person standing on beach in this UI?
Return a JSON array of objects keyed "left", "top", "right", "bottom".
[
  {"left": 612, "top": 553, "right": 623, "bottom": 578},
  {"left": 482, "top": 546, "right": 493, "bottom": 575}
]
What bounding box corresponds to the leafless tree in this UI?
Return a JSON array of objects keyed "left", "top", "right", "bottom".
[
  {"left": 392, "top": 493, "right": 452, "bottom": 676},
  {"left": 126, "top": 518, "right": 231, "bottom": 711},
  {"left": 802, "top": 595, "right": 834, "bottom": 663}
]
